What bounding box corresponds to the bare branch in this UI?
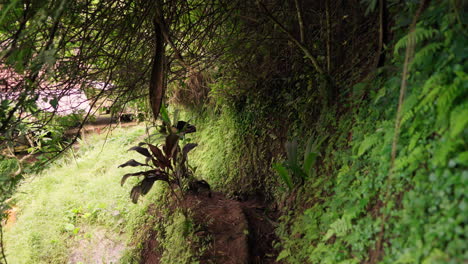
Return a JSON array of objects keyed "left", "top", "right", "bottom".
[
  {"left": 257, "top": 1, "right": 325, "bottom": 76},
  {"left": 294, "top": 0, "right": 305, "bottom": 43}
]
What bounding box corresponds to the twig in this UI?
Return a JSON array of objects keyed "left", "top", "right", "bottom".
[
  {"left": 389, "top": 0, "right": 429, "bottom": 173},
  {"left": 294, "top": 0, "right": 305, "bottom": 43},
  {"left": 0, "top": 225, "right": 7, "bottom": 264},
  {"left": 325, "top": 0, "right": 331, "bottom": 73},
  {"left": 257, "top": 0, "right": 337, "bottom": 105},
  {"left": 156, "top": 10, "right": 192, "bottom": 72},
  {"left": 257, "top": 1, "right": 325, "bottom": 76}
]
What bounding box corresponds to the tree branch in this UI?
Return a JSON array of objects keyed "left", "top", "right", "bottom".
[
  {"left": 257, "top": 1, "right": 325, "bottom": 76},
  {"left": 294, "top": 0, "right": 305, "bottom": 43}
]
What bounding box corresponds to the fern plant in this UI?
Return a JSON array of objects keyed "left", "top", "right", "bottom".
[{"left": 273, "top": 136, "right": 326, "bottom": 191}]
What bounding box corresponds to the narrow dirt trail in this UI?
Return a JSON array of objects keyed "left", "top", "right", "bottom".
[{"left": 142, "top": 192, "right": 281, "bottom": 264}]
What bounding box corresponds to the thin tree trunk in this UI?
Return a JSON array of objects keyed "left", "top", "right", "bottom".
[
  {"left": 326, "top": 0, "right": 331, "bottom": 73},
  {"left": 294, "top": 0, "right": 305, "bottom": 43}
]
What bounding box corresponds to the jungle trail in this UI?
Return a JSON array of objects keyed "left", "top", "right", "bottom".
[{"left": 0, "top": 0, "right": 466, "bottom": 263}]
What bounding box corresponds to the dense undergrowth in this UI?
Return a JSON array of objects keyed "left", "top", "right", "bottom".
[
  {"left": 175, "top": 2, "right": 467, "bottom": 263},
  {"left": 272, "top": 4, "right": 467, "bottom": 263},
  {"left": 1, "top": 0, "right": 466, "bottom": 263}
]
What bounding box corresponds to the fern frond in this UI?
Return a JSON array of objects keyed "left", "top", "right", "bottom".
[
  {"left": 411, "top": 42, "right": 444, "bottom": 68},
  {"left": 421, "top": 72, "right": 446, "bottom": 96},
  {"left": 436, "top": 82, "right": 461, "bottom": 123},
  {"left": 401, "top": 69, "right": 449, "bottom": 125},
  {"left": 394, "top": 27, "right": 439, "bottom": 55},
  {"left": 355, "top": 134, "right": 380, "bottom": 157},
  {"left": 401, "top": 97, "right": 432, "bottom": 125},
  {"left": 449, "top": 101, "right": 468, "bottom": 138},
  {"left": 323, "top": 217, "right": 352, "bottom": 240}
]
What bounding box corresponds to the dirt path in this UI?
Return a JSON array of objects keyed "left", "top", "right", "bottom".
[
  {"left": 69, "top": 228, "right": 125, "bottom": 264},
  {"left": 142, "top": 192, "right": 280, "bottom": 264},
  {"left": 65, "top": 115, "right": 138, "bottom": 136}
]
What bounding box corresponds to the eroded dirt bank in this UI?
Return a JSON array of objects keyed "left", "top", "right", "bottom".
[{"left": 142, "top": 191, "right": 281, "bottom": 264}]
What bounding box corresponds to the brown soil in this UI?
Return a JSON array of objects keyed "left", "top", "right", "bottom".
[
  {"left": 141, "top": 192, "right": 281, "bottom": 264},
  {"left": 2, "top": 206, "right": 18, "bottom": 229},
  {"left": 141, "top": 233, "right": 161, "bottom": 264}
]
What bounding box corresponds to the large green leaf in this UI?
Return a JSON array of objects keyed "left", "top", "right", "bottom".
[
  {"left": 303, "top": 152, "right": 318, "bottom": 178},
  {"left": 159, "top": 104, "right": 171, "bottom": 125},
  {"left": 285, "top": 139, "right": 298, "bottom": 168},
  {"left": 273, "top": 163, "right": 293, "bottom": 190}
]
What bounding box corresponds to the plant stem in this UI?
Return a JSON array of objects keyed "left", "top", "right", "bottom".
[
  {"left": 0, "top": 225, "right": 7, "bottom": 264},
  {"left": 294, "top": 0, "right": 305, "bottom": 43}
]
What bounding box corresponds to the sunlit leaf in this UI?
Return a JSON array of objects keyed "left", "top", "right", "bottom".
[{"left": 159, "top": 104, "right": 171, "bottom": 125}]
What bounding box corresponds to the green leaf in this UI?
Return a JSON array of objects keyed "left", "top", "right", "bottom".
[
  {"left": 276, "top": 249, "right": 290, "bottom": 261},
  {"left": 290, "top": 164, "right": 307, "bottom": 180},
  {"left": 303, "top": 152, "right": 318, "bottom": 178},
  {"left": 455, "top": 151, "right": 468, "bottom": 166},
  {"left": 356, "top": 134, "right": 378, "bottom": 157},
  {"left": 160, "top": 104, "right": 171, "bottom": 125},
  {"left": 273, "top": 163, "right": 293, "bottom": 190},
  {"left": 450, "top": 103, "right": 468, "bottom": 138},
  {"left": 304, "top": 137, "right": 314, "bottom": 162},
  {"left": 72, "top": 227, "right": 80, "bottom": 235},
  {"left": 0, "top": 0, "right": 20, "bottom": 25}
]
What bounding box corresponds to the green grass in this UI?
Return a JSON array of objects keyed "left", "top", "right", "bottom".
[
  {"left": 5, "top": 125, "right": 204, "bottom": 264},
  {"left": 4, "top": 126, "right": 153, "bottom": 264}
]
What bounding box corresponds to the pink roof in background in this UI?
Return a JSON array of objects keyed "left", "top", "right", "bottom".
[{"left": 0, "top": 65, "right": 91, "bottom": 115}]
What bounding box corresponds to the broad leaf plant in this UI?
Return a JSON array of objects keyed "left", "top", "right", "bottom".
[{"left": 118, "top": 112, "right": 198, "bottom": 203}]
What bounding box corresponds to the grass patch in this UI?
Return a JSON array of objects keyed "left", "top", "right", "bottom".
[
  {"left": 5, "top": 125, "right": 204, "bottom": 264},
  {"left": 4, "top": 126, "right": 153, "bottom": 263}
]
